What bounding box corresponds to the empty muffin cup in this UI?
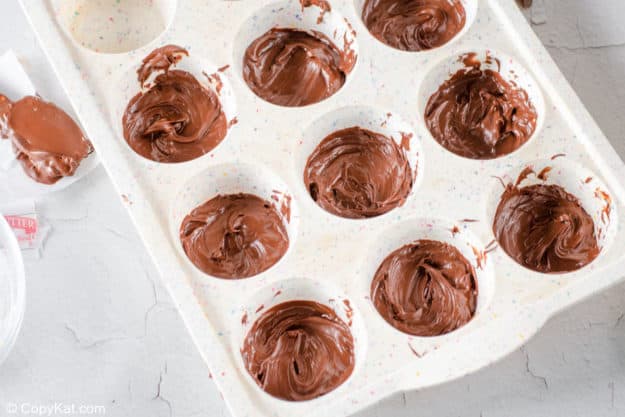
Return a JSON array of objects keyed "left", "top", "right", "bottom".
[
  {"left": 114, "top": 45, "right": 237, "bottom": 163},
  {"left": 233, "top": 0, "right": 359, "bottom": 107},
  {"left": 171, "top": 163, "right": 298, "bottom": 280},
  {"left": 418, "top": 49, "right": 545, "bottom": 160},
  {"left": 298, "top": 105, "right": 422, "bottom": 219},
  {"left": 487, "top": 158, "right": 617, "bottom": 274},
  {"left": 355, "top": 0, "right": 478, "bottom": 52},
  {"left": 236, "top": 278, "right": 366, "bottom": 401},
  {"left": 53, "top": 0, "right": 177, "bottom": 54},
  {"left": 363, "top": 218, "right": 495, "bottom": 337}
]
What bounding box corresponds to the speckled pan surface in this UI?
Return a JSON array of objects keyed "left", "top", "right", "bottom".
[{"left": 18, "top": 0, "right": 625, "bottom": 416}]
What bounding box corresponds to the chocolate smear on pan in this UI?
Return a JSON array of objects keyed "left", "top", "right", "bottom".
[
  {"left": 300, "top": 0, "right": 332, "bottom": 24},
  {"left": 517, "top": 0, "right": 533, "bottom": 8}
]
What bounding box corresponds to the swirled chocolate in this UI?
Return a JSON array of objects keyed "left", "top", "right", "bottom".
[
  {"left": 0, "top": 95, "right": 92, "bottom": 185},
  {"left": 362, "top": 0, "right": 466, "bottom": 51},
  {"left": 179, "top": 193, "right": 289, "bottom": 279},
  {"left": 241, "top": 300, "right": 355, "bottom": 401},
  {"left": 123, "top": 45, "right": 228, "bottom": 163},
  {"left": 242, "top": 28, "right": 355, "bottom": 107},
  {"left": 371, "top": 239, "right": 478, "bottom": 336},
  {"left": 493, "top": 182, "right": 600, "bottom": 273},
  {"left": 425, "top": 54, "right": 538, "bottom": 159},
  {"left": 304, "top": 126, "right": 413, "bottom": 219}
]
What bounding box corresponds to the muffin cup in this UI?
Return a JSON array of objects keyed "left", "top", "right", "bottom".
[
  {"left": 360, "top": 217, "right": 496, "bottom": 338},
  {"left": 486, "top": 158, "right": 618, "bottom": 272},
  {"left": 234, "top": 277, "right": 367, "bottom": 402},
  {"left": 112, "top": 49, "right": 238, "bottom": 164},
  {"left": 417, "top": 48, "right": 546, "bottom": 160},
  {"left": 232, "top": 0, "right": 359, "bottom": 107},
  {"left": 53, "top": 0, "right": 177, "bottom": 54},
  {"left": 353, "top": 0, "right": 478, "bottom": 53},
  {"left": 296, "top": 105, "right": 422, "bottom": 220},
  {"left": 170, "top": 162, "right": 299, "bottom": 280}
]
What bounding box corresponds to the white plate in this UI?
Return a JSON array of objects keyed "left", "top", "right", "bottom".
[{"left": 0, "top": 213, "right": 25, "bottom": 365}]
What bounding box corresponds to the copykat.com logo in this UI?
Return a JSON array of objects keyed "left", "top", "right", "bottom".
[{"left": 5, "top": 402, "right": 106, "bottom": 416}]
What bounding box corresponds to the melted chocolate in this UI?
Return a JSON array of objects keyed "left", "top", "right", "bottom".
[
  {"left": 425, "top": 55, "right": 538, "bottom": 159},
  {"left": 123, "top": 45, "right": 228, "bottom": 163},
  {"left": 179, "top": 193, "right": 289, "bottom": 279},
  {"left": 136, "top": 44, "right": 188, "bottom": 86},
  {"left": 0, "top": 96, "right": 92, "bottom": 185},
  {"left": 362, "top": 0, "right": 466, "bottom": 51},
  {"left": 371, "top": 239, "right": 478, "bottom": 336},
  {"left": 242, "top": 28, "right": 355, "bottom": 107},
  {"left": 0, "top": 94, "right": 12, "bottom": 139},
  {"left": 304, "top": 126, "right": 413, "bottom": 219},
  {"left": 493, "top": 182, "right": 600, "bottom": 273},
  {"left": 241, "top": 300, "right": 355, "bottom": 401}
]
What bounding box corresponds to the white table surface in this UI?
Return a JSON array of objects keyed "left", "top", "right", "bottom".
[{"left": 1, "top": 1, "right": 625, "bottom": 416}]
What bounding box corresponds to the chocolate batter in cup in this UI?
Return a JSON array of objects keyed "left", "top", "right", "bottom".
[
  {"left": 237, "top": 0, "right": 358, "bottom": 107},
  {"left": 424, "top": 52, "right": 539, "bottom": 160},
  {"left": 241, "top": 300, "right": 355, "bottom": 401},
  {"left": 304, "top": 126, "right": 413, "bottom": 219},
  {"left": 361, "top": 0, "right": 467, "bottom": 51},
  {"left": 371, "top": 239, "right": 478, "bottom": 336},
  {"left": 122, "top": 45, "right": 229, "bottom": 163},
  {"left": 242, "top": 28, "right": 356, "bottom": 107},
  {"left": 179, "top": 193, "right": 290, "bottom": 279},
  {"left": 492, "top": 163, "right": 605, "bottom": 273}
]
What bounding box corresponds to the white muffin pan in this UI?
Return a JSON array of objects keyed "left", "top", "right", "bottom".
[{"left": 19, "top": 0, "right": 625, "bottom": 416}]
